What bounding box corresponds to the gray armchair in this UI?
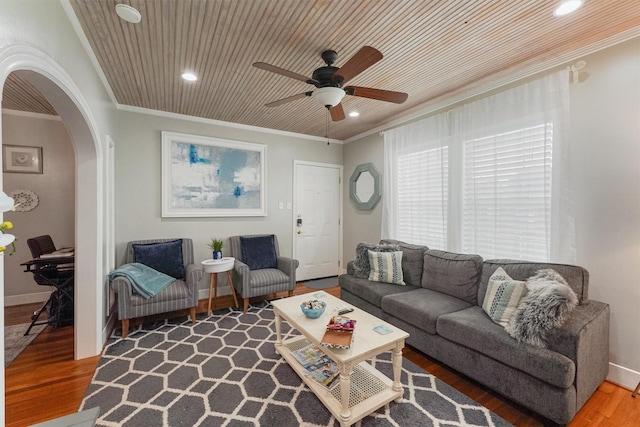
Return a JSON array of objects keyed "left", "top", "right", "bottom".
[
  {"left": 229, "top": 234, "right": 299, "bottom": 312},
  {"left": 110, "top": 238, "right": 202, "bottom": 338}
]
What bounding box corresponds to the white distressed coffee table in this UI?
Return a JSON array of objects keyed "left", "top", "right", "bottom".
[{"left": 271, "top": 291, "right": 409, "bottom": 427}]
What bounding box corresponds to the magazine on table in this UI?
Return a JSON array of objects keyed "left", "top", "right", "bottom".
[{"left": 290, "top": 343, "right": 340, "bottom": 387}]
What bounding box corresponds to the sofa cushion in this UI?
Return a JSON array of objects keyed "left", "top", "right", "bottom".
[
  {"left": 437, "top": 306, "right": 575, "bottom": 388},
  {"left": 368, "top": 250, "right": 405, "bottom": 285},
  {"left": 482, "top": 267, "right": 527, "bottom": 327},
  {"left": 421, "top": 250, "right": 483, "bottom": 305},
  {"left": 479, "top": 260, "right": 589, "bottom": 306},
  {"left": 339, "top": 274, "right": 417, "bottom": 308},
  {"left": 380, "top": 239, "right": 429, "bottom": 287},
  {"left": 240, "top": 235, "right": 277, "bottom": 270},
  {"left": 381, "top": 288, "right": 472, "bottom": 334},
  {"left": 132, "top": 239, "right": 185, "bottom": 279},
  {"left": 505, "top": 269, "right": 578, "bottom": 348},
  {"left": 352, "top": 242, "right": 399, "bottom": 279}
]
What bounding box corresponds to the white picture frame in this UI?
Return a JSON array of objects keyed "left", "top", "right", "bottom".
[
  {"left": 161, "top": 131, "right": 266, "bottom": 217},
  {"left": 3, "top": 145, "right": 43, "bottom": 174}
]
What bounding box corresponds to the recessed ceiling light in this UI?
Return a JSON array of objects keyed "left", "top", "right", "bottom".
[
  {"left": 553, "top": 0, "right": 583, "bottom": 16},
  {"left": 348, "top": 111, "right": 360, "bottom": 117},
  {"left": 115, "top": 4, "right": 142, "bottom": 24},
  {"left": 181, "top": 72, "right": 198, "bottom": 82}
]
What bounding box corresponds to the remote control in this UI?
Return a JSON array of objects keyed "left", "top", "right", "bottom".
[{"left": 338, "top": 308, "right": 354, "bottom": 315}]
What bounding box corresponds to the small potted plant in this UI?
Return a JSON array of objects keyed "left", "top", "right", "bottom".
[{"left": 207, "top": 238, "right": 224, "bottom": 260}]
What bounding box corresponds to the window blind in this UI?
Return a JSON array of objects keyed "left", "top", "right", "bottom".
[
  {"left": 397, "top": 147, "right": 448, "bottom": 249},
  {"left": 462, "top": 124, "right": 553, "bottom": 261}
]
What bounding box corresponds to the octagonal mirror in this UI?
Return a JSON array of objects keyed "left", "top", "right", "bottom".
[{"left": 349, "top": 163, "right": 381, "bottom": 210}]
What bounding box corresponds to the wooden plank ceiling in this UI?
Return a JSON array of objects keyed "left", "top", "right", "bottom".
[{"left": 4, "top": 1, "right": 640, "bottom": 140}]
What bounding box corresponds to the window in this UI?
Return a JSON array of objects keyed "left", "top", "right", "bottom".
[
  {"left": 397, "top": 147, "right": 448, "bottom": 249},
  {"left": 383, "top": 69, "right": 573, "bottom": 263},
  {"left": 462, "top": 124, "right": 553, "bottom": 261}
]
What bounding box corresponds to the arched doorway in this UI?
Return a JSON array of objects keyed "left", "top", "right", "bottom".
[{"left": 0, "top": 46, "right": 104, "bottom": 367}]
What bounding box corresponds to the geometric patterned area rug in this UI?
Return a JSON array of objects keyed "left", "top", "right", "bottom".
[{"left": 80, "top": 303, "right": 513, "bottom": 427}]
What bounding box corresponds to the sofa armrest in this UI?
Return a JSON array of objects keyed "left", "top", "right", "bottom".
[
  {"left": 546, "top": 300, "right": 610, "bottom": 408},
  {"left": 232, "top": 260, "right": 251, "bottom": 297},
  {"left": 185, "top": 263, "right": 203, "bottom": 287},
  {"left": 277, "top": 256, "right": 299, "bottom": 276},
  {"left": 110, "top": 276, "right": 133, "bottom": 299}
]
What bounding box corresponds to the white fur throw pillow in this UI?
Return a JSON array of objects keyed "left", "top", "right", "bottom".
[{"left": 505, "top": 269, "right": 578, "bottom": 348}]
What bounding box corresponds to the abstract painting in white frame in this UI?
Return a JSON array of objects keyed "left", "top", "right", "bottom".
[{"left": 162, "top": 131, "right": 266, "bottom": 217}]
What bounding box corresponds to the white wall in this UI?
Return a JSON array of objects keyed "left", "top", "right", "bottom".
[
  {"left": 2, "top": 111, "right": 75, "bottom": 305},
  {"left": 112, "top": 108, "right": 343, "bottom": 295},
  {"left": 0, "top": 0, "right": 117, "bottom": 389},
  {"left": 343, "top": 36, "right": 640, "bottom": 389}
]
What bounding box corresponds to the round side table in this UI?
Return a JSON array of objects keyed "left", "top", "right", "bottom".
[{"left": 201, "top": 257, "right": 239, "bottom": 314}]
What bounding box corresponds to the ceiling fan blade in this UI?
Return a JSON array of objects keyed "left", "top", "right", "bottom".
[
  {"left": 265, "top": 92, "right": 311, "bottom": 107},
  {"left": 345, "top": 86, "right": 408, "bottom": 104},
  {"left": 332, "top": 46, "right": 383, "bottom": 85},
  {"left": 329, "top": 103, "right": 345, "bottom": 121},
  {"left": 253, "top": 62, "right": 317, "bottom": 85}
]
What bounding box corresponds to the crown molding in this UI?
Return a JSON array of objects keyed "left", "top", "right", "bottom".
[{"left": 117, "top": 104, "right": 344, "bottom": 144}]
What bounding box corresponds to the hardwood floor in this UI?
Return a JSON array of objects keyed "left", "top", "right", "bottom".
[{"left": 5, "top": 286, "right": 639, "bottom": 426}]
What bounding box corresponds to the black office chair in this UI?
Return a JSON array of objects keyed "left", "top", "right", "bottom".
[{"left": 22, "top": 235, "right": 74, "bottom": 335}]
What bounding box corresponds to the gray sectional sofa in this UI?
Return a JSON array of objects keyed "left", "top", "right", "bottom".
[{"left": 339, "top": 239, "right": 610, "bottom": 426}]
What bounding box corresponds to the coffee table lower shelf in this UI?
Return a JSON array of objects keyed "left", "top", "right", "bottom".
[{"left": 276, "top": 335, "right": 401, "bottom": 427}]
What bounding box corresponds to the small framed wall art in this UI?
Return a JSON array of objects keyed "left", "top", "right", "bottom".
[{"left": 3, "top": 145, "right": 43, "bottom": 174}]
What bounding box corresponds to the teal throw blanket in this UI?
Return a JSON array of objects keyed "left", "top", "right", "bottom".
[{"left": 109, "top": 262, "right": 175, "bottom": 299}]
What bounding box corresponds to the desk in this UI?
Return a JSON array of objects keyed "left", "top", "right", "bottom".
[
  {"left": 21, "top": 255, "right": 74, "bottom": 335},
  {"left": 201, "top": 258, "right": 238, "bottom": 314}
]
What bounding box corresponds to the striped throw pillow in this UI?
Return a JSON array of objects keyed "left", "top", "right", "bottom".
[
  {"left": 482, "top": 267, "right": 527, "bottom": 327},
  {"left": 367, "top": 250, "right": 405, "bottom": 285}
]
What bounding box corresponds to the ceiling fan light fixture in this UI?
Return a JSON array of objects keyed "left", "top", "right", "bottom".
[
  {"left": 115, "top": 4, "right": 142, "bottom": 23},
  {"left": 553, "top": 0, "right": 583, "bottom": 16},
  {"left": 312, "top": 87, "right": 345, "bottom": 108}
]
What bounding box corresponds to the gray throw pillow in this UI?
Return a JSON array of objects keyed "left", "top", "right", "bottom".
[
  {"left": 505, "top": 269, "right": 578, "bottom": 348},
  {"left": 352, "top": 242, "right": 399, "bottom": 279}
]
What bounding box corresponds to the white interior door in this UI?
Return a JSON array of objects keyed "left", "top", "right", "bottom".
[{"left": 294, "top": 161, "right": 342, "bottom": 281}]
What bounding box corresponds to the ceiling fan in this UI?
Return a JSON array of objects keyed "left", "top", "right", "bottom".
[{"left": 253, "top": 46, "right": 408, "bottom": 121}]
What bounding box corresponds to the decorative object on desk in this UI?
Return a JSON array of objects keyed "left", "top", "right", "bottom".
[
  {"left": 9, "top": 189, "right": 39, "bottom": 212},
  {"left": 161, "top": 131, "right": 266, "bottom": 217},
  {"left": 3, "top": 145, "right": 43, "bottom": 174},
  {"left": 81, "top": 303, "right": 512, "bottom": 427},
  {"left": 207, "top": 238, "right": 224, "bottom": 259},
  {"left": 0, "top": 221, "right": 16, "bottom": 255},
  {"left": 300, "top": 299, "right": 326, "bottom": 318}
]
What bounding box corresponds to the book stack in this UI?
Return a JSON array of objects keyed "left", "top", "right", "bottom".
[{"left": 290, "top": 343, "right": 340, "bottom": 388}]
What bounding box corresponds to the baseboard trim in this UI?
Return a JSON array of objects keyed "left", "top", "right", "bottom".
[
  {"left": 4, "top": 291, "right": 51, "bottom": 307},
  {"left": 197, "top": 286, "right": 233, "bottom": 301},
  {"left": 607, "top": 362, "right": 640, "bottom": 391}
]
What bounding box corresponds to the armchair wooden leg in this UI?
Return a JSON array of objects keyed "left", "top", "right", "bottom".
[
  {"left": 190, "top": 307, "right": 197, "bottom": 324},
  {"left": 121, "top": 319, "right": 129, "bottom": 339},
  {"left": 243, "top": 298, "right": 249, "bottom": 313}
]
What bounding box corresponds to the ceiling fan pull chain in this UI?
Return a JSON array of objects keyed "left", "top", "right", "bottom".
[{"left": 326, "top": 108, "right": 330, "bottom": 145}]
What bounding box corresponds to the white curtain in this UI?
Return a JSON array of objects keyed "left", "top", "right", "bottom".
[{"left": 383, "top": 69, "right": 574, "bottom": 263}]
